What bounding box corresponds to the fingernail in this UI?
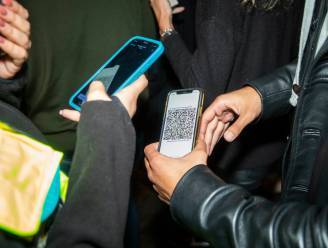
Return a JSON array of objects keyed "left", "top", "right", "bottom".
[
  {"left": 0, "top": 36, "right": 5, "bottom": 43},
  {"left": 0, "top": 19, "right": 5, "bottom": 27},
  {"left": 224, "top": 131, "right": 235, "bottom": 142},
  {"left": 0, "top": 7, "right": 7, "bottom": 16},
  {"left": 2, "top": 0, "right": 12, "bottom": 6},
  {"left": 59, "top": 110, "right": 63, "bottom": 115}
]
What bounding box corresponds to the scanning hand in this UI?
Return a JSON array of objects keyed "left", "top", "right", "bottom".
[
  {"left": 200, "top": 86, "right": 262, "bottom": 155},
  {"left": 0, "top": 0, "right": 30, "bottom": 79}
]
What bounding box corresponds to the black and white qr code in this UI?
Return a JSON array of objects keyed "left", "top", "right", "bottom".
[{"left": 163, "top": 107, "right": 196, "bottom": 141}]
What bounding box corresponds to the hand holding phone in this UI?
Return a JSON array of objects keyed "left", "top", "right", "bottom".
[
  {"left": 159, "top": 89, "right": 204, "bottom": 158},
  {"left": 69, "top": 36, "right": 164, "bottom": 111}
]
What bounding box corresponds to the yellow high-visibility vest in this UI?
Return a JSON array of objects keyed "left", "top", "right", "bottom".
[{"left": 0, "top": 122, "right": 63, "bottom": 237}]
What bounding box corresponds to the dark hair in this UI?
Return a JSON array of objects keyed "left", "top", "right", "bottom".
[{"left": 241, "top": 0, "right": 293, "bottom": 10}]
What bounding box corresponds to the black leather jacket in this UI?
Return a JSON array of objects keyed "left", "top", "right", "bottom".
[{"left": 170, "top": 2, "right": 328, "bottom": 247}]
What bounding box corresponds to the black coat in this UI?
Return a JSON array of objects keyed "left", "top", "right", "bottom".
[
  {"left": 163, "top": 0, "right": 304, "bottom": 188},
  {"left": 169, "top": 1, "right": 328, "bottom": 247}
]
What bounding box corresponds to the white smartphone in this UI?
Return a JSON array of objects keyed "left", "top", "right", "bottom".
[
  {"left": 159, "top": 89, "right": 204, "bottom": 158},
  {"left": 168, "top": 0, "right": 179, "bottom": 8}
]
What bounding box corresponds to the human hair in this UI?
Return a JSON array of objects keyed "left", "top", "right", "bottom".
[{"left": 241, "top": 0, "right": 293, "bottom": 10}]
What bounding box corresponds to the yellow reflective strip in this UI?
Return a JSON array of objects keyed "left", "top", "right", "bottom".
[{"left": 60, "top": 171, "right": 69, "bottom": 202}]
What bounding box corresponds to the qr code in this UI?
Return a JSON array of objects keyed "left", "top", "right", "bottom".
[{"left": 163, "top": 107, "right": 196, "bottom": 141}]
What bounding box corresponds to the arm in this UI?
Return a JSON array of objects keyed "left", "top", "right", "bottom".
[
  {"left": 47, "top": 98, "right": 135, "bottom": 248},
  {"left": 151, "top": 0, "right": 240, "bottom": 102},
  {"left": 47, "top": 77, "right": 148, "bottom": 248},
  {"left": 163, "top": 21, "right": 236, "bottom": 101},
  {"left": 170, "top": 165, "right": 328, "bottom": 248}
]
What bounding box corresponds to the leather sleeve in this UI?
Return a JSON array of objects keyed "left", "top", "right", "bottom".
[
  {"left": 247, "top": 62, "right": 296, "bottom": 121},
  {"left": 170, "top": 165, "right": 328, "bottom": 248}
]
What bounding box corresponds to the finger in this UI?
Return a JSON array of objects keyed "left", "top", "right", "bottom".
[
  {"left": 158, "top": 194, "right": 170, "bottom": 205},
  {"left": 145, "top": 158, "right": 157, "bottom": 184},
  {"left": 144, "top": 158, "right": 152, "bottom": 176},
  {"left": 0, "top": 35, "right": 27, "bottom": 63},
  {"left": 131, "top": 74, "right": 148, "bottom": 94},
  {"left": 2, "top": 0, "right": 29, "bottom": 20},
  {"left": 115, "top": 74, "right": 148, "bottom": 97},
  {"left": 194, "top": 138, "right": 207, "bottom": 154},
  {"left": 115, "top": 75, "right": 148, "bottom": 117},
  {"left": 87, "top": 81, "right": 111, "bottom": 102},
  {"left": 204, "top": 117, "right": 218, "bottom": 154},
  {"left": 59, "top": 109, "right": 81, "bottom": 122},
  {"left": 224, "top": 115, "right": 250, "bottom": 142},
  {"left": 220, "top": 111, "right": 235, "bottom": 123},
  {"left": 199, "top": 108, "right": 216, "bottom": 136},
  {"left": 0, "top": 6, "right": 30, "bottom": 35},
  {"left": 172, "top": 6, "right": 185, "bottom": 14},
  {"left": 153, "top": 184, "right": 160, "bottom": 194},
  {"left": 209, "top": 121, "right": 225, "bottom": 155},
  {"left": 144, "top": 142, "right": 160, "bottom": 161},
  {"left": 153, "top": 184, "right": 170, "bottom": 202},
  {"left": 0, "top": 19, "right": 30, "bottom": 48}
]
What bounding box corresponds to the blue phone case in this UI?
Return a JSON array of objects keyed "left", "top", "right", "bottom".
[{"left": 69, "top": 36, "right": 164, "bottom": 111}]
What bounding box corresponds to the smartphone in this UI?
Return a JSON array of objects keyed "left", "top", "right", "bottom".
[
  {"left": 159, "top": 89, "right": 204, "bottom": 158},
  {"left": 168, "top": 0, "right": 179, "bottom": 7},
  {"left": 69, "top": 36, "right": 164, "bottom": 110}
]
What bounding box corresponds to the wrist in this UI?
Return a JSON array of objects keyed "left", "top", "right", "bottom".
[
  {"left": 158, "top": 18, "right": 174, "bottom": 34},
  {"left": 244, "top": 86, "right": 262, "bottom": 117}
]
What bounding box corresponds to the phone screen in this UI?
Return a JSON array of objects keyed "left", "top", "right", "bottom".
[
  {"left": 159, "top": 89, "right": 203, "bottom": 158},
  {"left": 72, "top": 38, "right": 159, "bottom": 107}
]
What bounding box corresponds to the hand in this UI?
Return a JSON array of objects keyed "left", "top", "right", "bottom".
[
  {"left": 0, "top": 0, "right": 30, "bottom": 79},
  {"left": 149, "top": 0, "right": 184, "bottom": 33},
  {"left": 200, "top": 86, "right": 262, "bottom": 154},
  {"left": 114, "top": 74, "right": 148, "bottom": 117},
  {"left": 60, "top": 75, "right": 148, "bottom": 122},
  {"left": 144, "top": 139, "right": 208, "bottom": 204}
]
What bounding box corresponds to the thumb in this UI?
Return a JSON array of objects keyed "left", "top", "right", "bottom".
[
  {"left": 223, "top": 115, "right": 250, "bottom": 142},
  {"left": 194, "top": 138, "right": 207, "bottom": 153},
  {"left": 116, "top": 75, "right": 148, "bottom": 117},
  {"left": 144, "top": 142, "right": 160, "bottom": 160},
  {"left": 127, "top": 74, "right": 148, "bottom": 95},
  {"left": 87, "top": 81, "right": 111, "bottom": 101},
  {"left": 185, "top": 138, "right": 208, "bottom": 165}
]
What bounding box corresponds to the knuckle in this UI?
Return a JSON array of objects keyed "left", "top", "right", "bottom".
[
  {"left": 147, "top": 171, "right": 154, "bottom": 182},
  {"left": 23, "top": 42, "right": 29, "bottom": 49},
  {"left": 22, "top": 37, "right": 30, "bottom": 49},
  {"left": 8, "top": 25, "right": 14, "bottom": 37},
  {"left": 25, "top": 10, "right": 29, "bottom": 19},
  {"left": 21, "top": 49, "right": 28, "bottom": 60},
  {"left": 25, "top": 22, "right": 31, "bottom": 34}
]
